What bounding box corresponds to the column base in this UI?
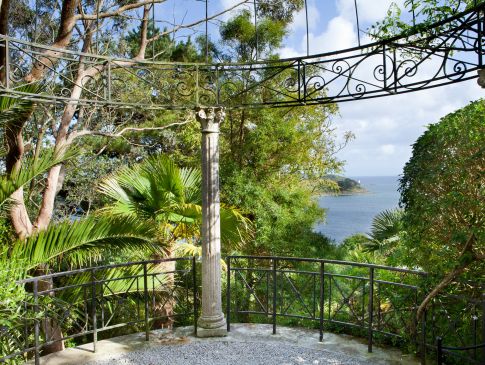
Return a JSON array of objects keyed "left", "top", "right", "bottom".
[{"left": 197, "top": 314, "right": 227, "bottom": 338}]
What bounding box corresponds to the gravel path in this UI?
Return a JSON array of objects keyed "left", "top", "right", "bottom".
[{"left": 86, "top": 341, "right": 369, "bottom": 365}]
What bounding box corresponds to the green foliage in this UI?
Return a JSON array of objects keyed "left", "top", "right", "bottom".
[
  {"left": 0, "top": 257, "right": 28, "bottom": 364},
  {"left": 99, "top": 155, "right": 252, "bottom": 253},
  {"left": 7, "top": 216, "right": 158, "bottom": 270},
  {"left": 399, "top": 99, "right": 485, "bottom": 274},
  {"left": 0, "top": 84, "right": 40, "bottom": 125},
  {"left": 220, "top": 10, "right": 286, "bottom": 61},
  {"left": 0, "top": 149, "right": 77, "bottom": 212},
  {"left": 370, "top": 0, "right": 482, "bottom": 40},
  {"left": 223, "top": 171, "right": 336, "bottom": 258},
  {"left": 362, "top": 209, "right": 404, "bottom": 255}
]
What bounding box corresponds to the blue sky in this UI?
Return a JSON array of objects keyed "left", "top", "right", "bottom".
[{"left": 152, "top": 0, "right": 483, "bottom": 176}]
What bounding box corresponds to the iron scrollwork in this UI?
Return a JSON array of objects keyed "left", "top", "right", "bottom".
[{"left": 0, "top": 4, "right": 483, "bottom": 109}]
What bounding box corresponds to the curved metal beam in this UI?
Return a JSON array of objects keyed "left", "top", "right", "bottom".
[{"left": 0, "top": 4, "right": 483, "bottom": 110}]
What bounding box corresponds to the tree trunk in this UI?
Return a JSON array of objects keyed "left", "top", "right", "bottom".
[
  {"left": 24, "top": 0, "right": 79, "bottom": 83},
  {"left": 37, "top": 275, "right": 65, "bottom": 354},
  {"left": 5, "top": 105, "right": 34, "bottom": 238},
  {"left": 414, "top": 235, "right": 478, "bottom": 332},
  {"left": 152, "top": 249, "right": 176, "bottom": 329}
]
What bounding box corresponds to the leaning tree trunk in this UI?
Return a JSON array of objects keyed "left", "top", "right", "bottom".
[
  {"left": 36, "top": 268, "right": 65, "bottom": 354},
  {"left": 152, "top": 248, "right": 176, "bottom": 329}
]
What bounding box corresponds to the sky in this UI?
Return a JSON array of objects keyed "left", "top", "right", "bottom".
[{"left": 153, "top": 0, "right": 483, "bottom": 177}]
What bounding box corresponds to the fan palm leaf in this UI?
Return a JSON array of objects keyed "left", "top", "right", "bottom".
[
  {"left": 363, "top": 209, "right": 404, "bottom": 253},
  {"left": 99, "top": 155, "right": 252, "bottom": 252}
]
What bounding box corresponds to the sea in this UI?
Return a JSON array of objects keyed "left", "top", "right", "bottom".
[{"left": 314, "top": 176, "right": 400, "bottom": 244}]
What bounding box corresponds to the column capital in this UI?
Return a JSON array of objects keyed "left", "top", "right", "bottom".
[
  {"left": 478, "top": 69, "right": 485, "bottom": 88},
  {"left": 195, "top": 107, "right": 225, "bottom": 133}
]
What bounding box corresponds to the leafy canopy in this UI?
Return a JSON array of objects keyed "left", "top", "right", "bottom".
[{"left": 399, "top": 99, "right": 485, "bottom": 274}]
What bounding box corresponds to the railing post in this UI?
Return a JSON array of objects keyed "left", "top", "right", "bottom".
[
  {"left": 192, "top": 256, "right": 198, "bottom": 337},
  {"left": 436, "top": 337, "right": 443, "bottom": 365},
  {"left": 319, "top": 262, "right": 325, "bottom": 342},
  {"left": 297, "top": 60, "right": 301, "bottom": 102},
  {"left": 143, "top": 263, "right": 149, "bottom": 341},
  {"left": 368, "top": 267, "right": 374, "bottom": 353},
  {"left": 33, "top": 279, "right": 40, "bottom": 365},
  {"left": 226, "top": 257, "right": 231, "bottom": 332},
  {"left": 482, "top": 293, "right": 485, "bottom": 362},
  {"left": 421, "top": 309, "right": 427, "bottom": 365},
  {"left": 91, "top": 269, "right": 97, "bottom": 353},
  {"left": 302, "top": 62, "right": 307, "bottom": 102},
  {"left": 272, "top": 258, "right": 277, "bottom": 335}
]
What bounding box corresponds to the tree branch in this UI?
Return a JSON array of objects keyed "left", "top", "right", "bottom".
[
  {"left": 76, "top": 0, "right": 167, "bottom": 21},
  {"left": 148, "top": 0, "right": 251, "bottom": 43},
  {"left": 415, "top": 234, "right": 477, "bottom": 326},
  {"left": 69, "top": 120, "right": 192, "bottom": 143}
]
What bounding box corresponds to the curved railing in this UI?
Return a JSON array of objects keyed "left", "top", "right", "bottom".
[
  {"left": 436, "top": 337, "right": 485, "bottom": 365},
  {"left": 0, "top": 258, "right": 197, "bottom": 365},
  {"left": 0, "top": 256, "right": 483, "bottom": 365},
  {"left": 0, "top": 3, "right": 484, "bottom": 110},
  {"left": 225, "top": 256, "right": 484, "bottom": 365}
]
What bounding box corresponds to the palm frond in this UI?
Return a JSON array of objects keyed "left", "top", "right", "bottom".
[
  {"left": 174, "top": 242, "right": 202, "bottom": 258},
  {"left": 363, "top": 209, "right": 404, "bottom": 253},
  {"left": 9, "top": 216, "right": 159, "bottom": 270},
  {"left": 99, "top": 154, "right": 253, "bottom": 251},
  {"left": 369, "top": 209, "right": 404, "bottom": 242},
  {"left": 0, "top": 84, "right": 41, "bottom": 125},
  {"left": 0, "top": 149, "right": 77, "bottom": 209}
]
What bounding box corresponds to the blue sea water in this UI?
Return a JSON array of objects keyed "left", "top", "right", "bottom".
[{"left": 314, "top": 176, "right": 400, "bottom": 244}]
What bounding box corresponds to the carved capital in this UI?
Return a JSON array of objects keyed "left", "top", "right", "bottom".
[
  {"left": 196, "top": 107, "right": 225, "bottom": 133},
  {"left": 478, "top": 69, "right": 485, "bottom": 88}
]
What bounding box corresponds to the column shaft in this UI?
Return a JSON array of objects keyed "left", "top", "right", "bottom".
[{"left": 196, "top": 107, "right": 227, "bottom": 337}]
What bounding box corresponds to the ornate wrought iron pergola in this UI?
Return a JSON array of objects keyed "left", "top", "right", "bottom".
[
  {"left": 1, "top": 2, "right": 484, "bottom": 109},
  {"left": 1, "top": 0, "right": 484, "bottom": 349}
]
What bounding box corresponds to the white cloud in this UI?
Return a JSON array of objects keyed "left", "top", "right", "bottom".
[
  {"left": 380, "top": 144, "right": 396, "bottom": 155},
  {"left": 336, "top": 0, "right": 406, "bottom": 23},
  {"left": 278, "top": 0, "right": 485, "bottom": 176},
  {"left": 289, "top": 4, "right": 320, "bottom": 32},
  {"left": 279, "top": 46, "right": 305, "bottom": 59},
  {"left": 336, "top": 79, "right": 481, "bottom": 176},
  {"left": 309, "top": 16, "right": 356, "bottom": 54}
]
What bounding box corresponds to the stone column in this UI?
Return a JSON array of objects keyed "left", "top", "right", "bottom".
[{"left": 196, "top": 107, "right": 227, "bottom": 337}]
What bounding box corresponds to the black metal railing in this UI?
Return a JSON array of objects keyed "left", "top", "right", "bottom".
[
  {"left": 225, "top": 255, "right": 484, "bottom": 365},
  {"left": 0, "top": 257, "right": 197, "bottom": 365},
  {"left": 436, "top": 337, "right": 485, "bottom": 365},
  {"left": 1, "top": 255, "right": 483, "bottom": 365}
]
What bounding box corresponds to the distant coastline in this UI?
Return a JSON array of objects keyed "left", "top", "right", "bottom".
[
  {"left": 321, "top": 175, "right": 368, "bottom": 196},
  {"left": 315, "top": 176, "right": 400, "bottom": 243}
]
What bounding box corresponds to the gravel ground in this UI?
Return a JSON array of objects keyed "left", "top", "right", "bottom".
[{"left": 86, "top": 341, "right": 369, "bottom": 365}]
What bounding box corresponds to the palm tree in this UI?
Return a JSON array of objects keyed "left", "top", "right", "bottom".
[
  {"left": 99, "top": 154, "right": 252, "bottom": 327},
  {"left": 0, "top": 89, "right": 160, "bottom": 355},
  {"left": 363, "top": 208, "right": 404, "bottom": 255},
  {"left": 99, "top": 154, "right": 251, "bottom": 253}
]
